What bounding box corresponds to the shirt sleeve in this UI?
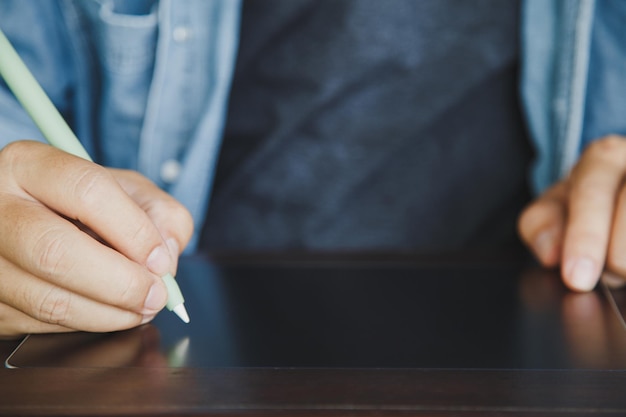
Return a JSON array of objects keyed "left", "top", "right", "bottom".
[{"left": 0, "top": 0, "right": 76, "bottom": 149}]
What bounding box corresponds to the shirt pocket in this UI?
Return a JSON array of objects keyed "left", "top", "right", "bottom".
[{"left": 91, "top": 0, "right": 158, "bottom": 75}]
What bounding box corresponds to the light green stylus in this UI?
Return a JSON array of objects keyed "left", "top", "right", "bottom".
[{"left": 0, "top": 26, "right": 189, "bottom": 324}]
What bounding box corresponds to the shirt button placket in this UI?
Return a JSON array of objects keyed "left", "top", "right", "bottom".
[{"left": 141, "top": 2, "right": 194, "bottom": 188}]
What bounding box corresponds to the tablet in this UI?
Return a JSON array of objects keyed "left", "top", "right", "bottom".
[{"left": 7, "top": 254, "right": 626, "bottom": 369}]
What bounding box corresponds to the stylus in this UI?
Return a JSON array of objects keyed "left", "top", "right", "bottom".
[{"left": 0, "top": 26, "right": 189, "bottom": 324}]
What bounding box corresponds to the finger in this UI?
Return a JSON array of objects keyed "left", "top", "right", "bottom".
[
  {"left": 517, "top": 181, "right": 567, "bottom": 267},
  {"left": 600, "top": 270, "right": 626, "bottom": 290},
  {"left": 0, "top": 303, "right": 72, "bottom": 338},
  {"left": 112, "top": 169, "right": 194, "bottom": 273},
  {"left": 0, "top": 141, "right": 173, "bottom": 276},
  {"left": 0, "top": 257, "right": 148, "bottom": 333},
  {"left": 0, "top": 196, "right": 168, "bottom": 314},
  {"left": 562, "top": 137, "right": 626, "bottom": 292},
  {"left": 606, "top": 182, "right": 626, "bottom": 278}
]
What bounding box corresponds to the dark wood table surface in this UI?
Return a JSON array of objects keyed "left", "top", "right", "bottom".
[{"left": 1, "top": 252, "right": 626, "bottom": 416}]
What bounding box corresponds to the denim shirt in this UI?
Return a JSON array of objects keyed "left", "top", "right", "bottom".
[
  {"left": 0, "top": 0, "right": 241, "bottom": 251},
  {"left": 580, "top": 0, "right": 626, "bottom": 150},
  {"left": 522, "top": 0, "right": 626, "bottom": 192},
  {"left": 0, "top": 0, "right": 623, "bottom": 251}
]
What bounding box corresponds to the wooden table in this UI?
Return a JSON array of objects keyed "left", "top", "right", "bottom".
[{"left": 1, "top": 253, "right": 626, "bottom": 416}]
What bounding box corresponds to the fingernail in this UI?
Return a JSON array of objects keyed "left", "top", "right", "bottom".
[
  {"left": 144, "top": 282, "right": 167, "bottom": 312},
  {"left": 564, "top": 257, "right": 599, "bottom": 292},
  {"left": 146, "top": 245, "right": 170, "bottom": 276}
]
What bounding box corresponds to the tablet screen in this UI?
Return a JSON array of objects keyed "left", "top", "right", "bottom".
[{"left": 7, "top": 255, "right": 626, "bottom": 370}]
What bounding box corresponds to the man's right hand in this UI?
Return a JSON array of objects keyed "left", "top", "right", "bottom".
[{"left": 0, "top": 141, "right": 193, "bottom": 338}]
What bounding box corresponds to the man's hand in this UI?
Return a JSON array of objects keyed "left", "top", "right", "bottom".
[
  {"left": 519, "top": 135, "right": 626, "bottom": 292},
  {"left": 0, "top": 141, "right": 193, "bottom": 338}
]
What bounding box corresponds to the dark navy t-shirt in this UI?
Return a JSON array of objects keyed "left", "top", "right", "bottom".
[{"left": 201, "top": 0, "right": 533, "bottom": 251}]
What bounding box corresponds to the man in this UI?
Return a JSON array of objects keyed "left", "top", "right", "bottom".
[{"left": 0, "top": 0, "right": 623, "bottom": 337}]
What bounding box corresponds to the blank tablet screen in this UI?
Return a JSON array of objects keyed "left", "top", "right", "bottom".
[{"left": 7, "top": 255, "right": 626, "bottom": 370}]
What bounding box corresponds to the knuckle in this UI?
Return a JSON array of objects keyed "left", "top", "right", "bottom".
[
  {"left": 517, "top": 201, "right": 550, "bottom": 235},
  {"left": 0, "top": 141, "right": 19, "bottom": 162},
  {"left": 32, "top": 227, "right": 72, "bottom": 278},
  {"left": 147, "top": 198, "right": 194, "bottom": 248},
  {"left": 0, "top": 141, "right": 32, "bottom": 171},
  {"left": 121, "top": 169, "right": 146, "bottom": 184},
  {"left": 1, "top": 140, "right": 30, "bottom": 157},
  {"left": 127, "top": 221, "right": 159, "bottom": 256},
  {"left": 110, "top": 168, "right": 150, "bottom": 194},
  {"left": 520, "top": 200, "right": 543, "bottom": 221},
  {"left": 585, "top": 136, "right": 626, "bottom": 162},
  {"left": 568, "top": 180, "right": 610, "bottom": 203},
  {"left": 71, "top": 166, "right": 115, "bottom": 211},
  {"left": 117, "top": 271, "right": 152, "bottom": 311},
  {"left": 35, "top": 287, "right": 72, "bottom": 326}
]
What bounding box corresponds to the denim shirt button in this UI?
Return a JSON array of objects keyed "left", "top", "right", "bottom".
[
  {"left": 160, "top": 159, "right": 182, "bottom": 183},
  {"left": 172, "top": 26, "right": 192, "bottom": 42}
]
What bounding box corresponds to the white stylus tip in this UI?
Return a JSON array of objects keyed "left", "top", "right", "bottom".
[{"left": 173, "top": 304, "right": 190, "bottom": 323}]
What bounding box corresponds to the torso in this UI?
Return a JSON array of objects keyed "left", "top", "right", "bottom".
[{"left": 202, "top": 0, "right": 533, "bottom": 251}]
